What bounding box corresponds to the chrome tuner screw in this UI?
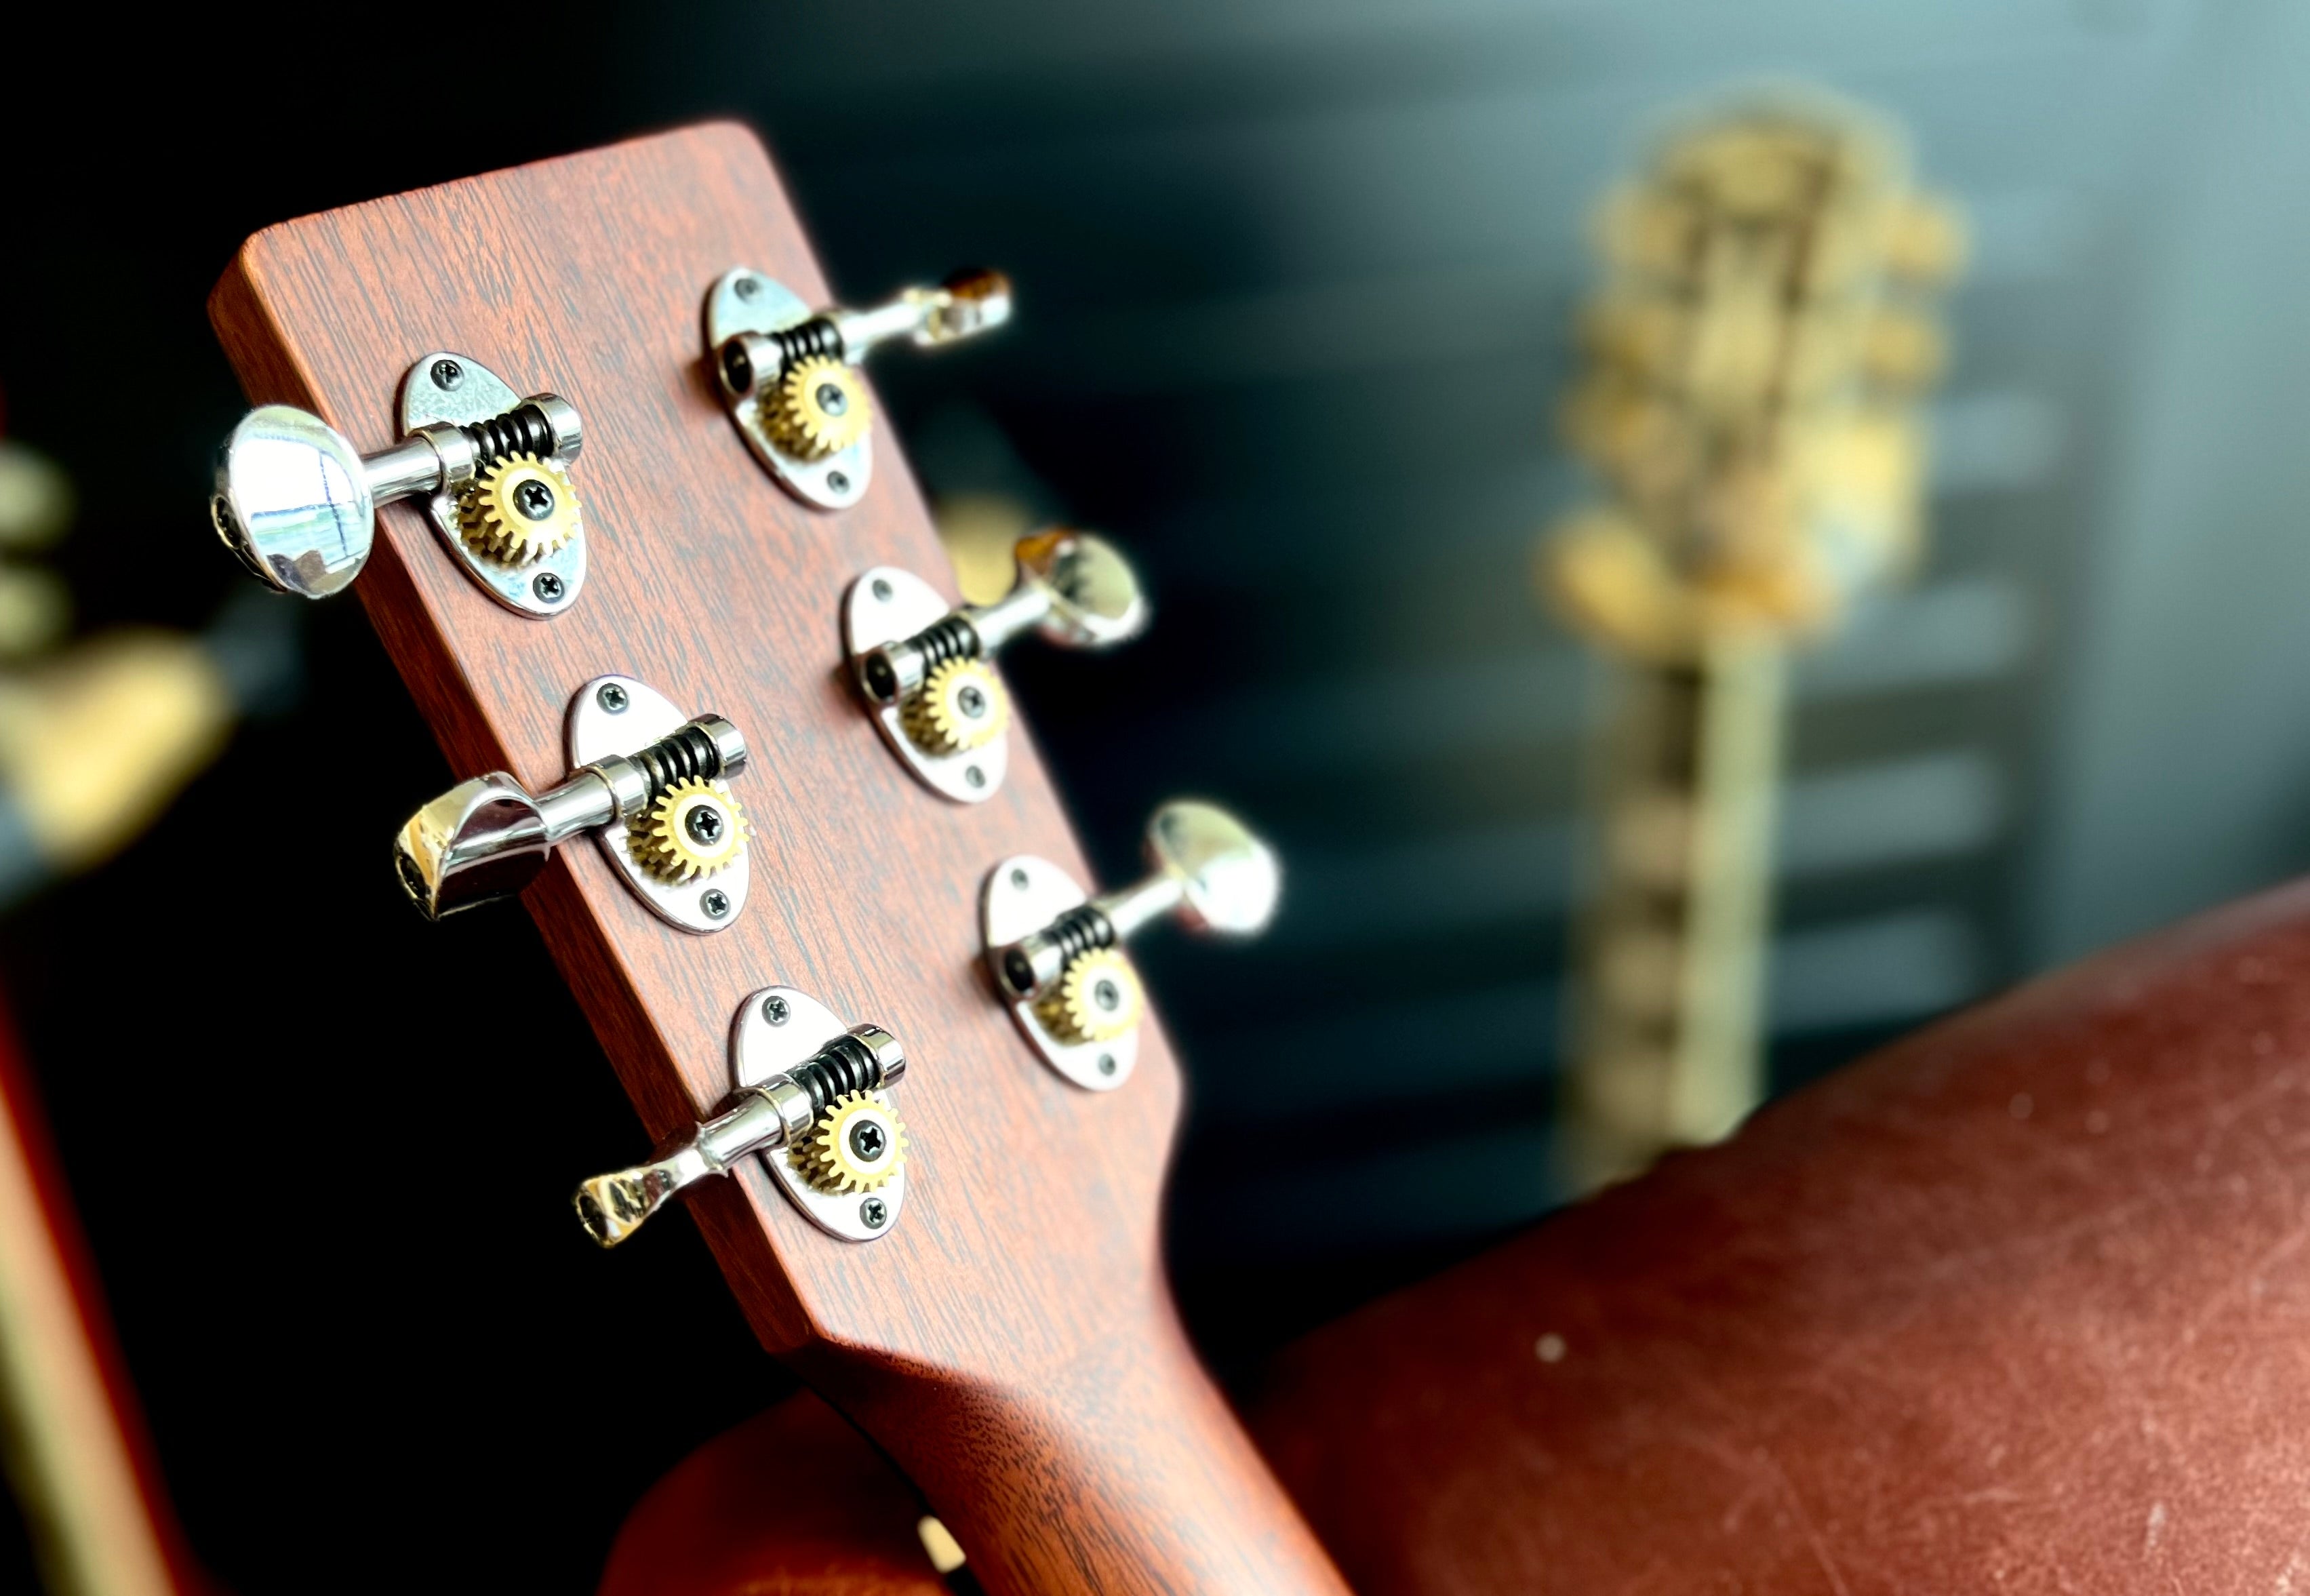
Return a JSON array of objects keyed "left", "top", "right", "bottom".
[
  {"left": 209, "top": 353, "right": 586, "bottom": 616},
  {"left": 844, "top": 530, "right": 1149, "bottom": 803},
  {"left": 705, "top": 266, "right": 1012, "bottom": 511},
  {"left": 576, "top": 991, "right": 911, "bottom": 1246},
  {"left": 980, "top": 801, "right": 1280, "bottom": 1091},
  {"left": 394, "top": 676, "right": 751, "bottom": 934}
]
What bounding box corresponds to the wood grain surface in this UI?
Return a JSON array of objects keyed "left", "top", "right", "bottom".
[
  {"left": 209, "top": 123, "right": 1345, "bottom": 1596},
  {"left": 1252, "top": 874, "right": 2310, "bottom": 1594}
]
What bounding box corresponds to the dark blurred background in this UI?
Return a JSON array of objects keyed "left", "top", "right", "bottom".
[{"left": 5, "top": 0, "right": 2310, "bottom": 1589}]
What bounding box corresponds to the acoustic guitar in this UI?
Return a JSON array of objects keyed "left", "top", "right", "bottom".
[{"left": 205, "top": 123, "right": 1347, "bottom": 1595}]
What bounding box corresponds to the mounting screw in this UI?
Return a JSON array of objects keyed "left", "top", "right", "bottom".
[
  {"left": 701, "top": 888, "right": 731, "bottom": 919},
  {"left": 734, "top": 276, "right": 760, "bottom": 300},
  {"left": 963, "top": 765, "right": 985, "bottom": 789},
  {"left": 532, "top": 571, "right": 565, "bottom": 603},
  {"left": 431, "top": 358, "right": 463, "bottom": 390},
  {"left": 596, "top": 683, "right": 629, "bottom": 714},
  {"left": 761, "top": 995, "right": 789, "bottom": 1025},
  {"left": 827, "top": 471, "right": 850, "bottom": 494},
  {"left": 871, "top": 578, "right": 894, "bottom": 602},
  {"left": 1097, "top": 1054, "right": 1117, "bottom": 1077},
  {"left": 1010, "top": 867, "right": 1029, "bottom": 890},
  {"left": 860, "top": 1197, "right": 889, "bottom": 1230}
]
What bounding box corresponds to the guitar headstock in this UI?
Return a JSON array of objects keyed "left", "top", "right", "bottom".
[{"left": 207, "top": 124, "right": 1343, "bottom": 1594}]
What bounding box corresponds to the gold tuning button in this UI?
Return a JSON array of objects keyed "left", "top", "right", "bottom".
[
  {"left": 210, "top": 353, "right": 586, "bottom": 616},
  {"left": 705, "top": 266, "right": 1012, "bottom": 512},
  {"left": 843, "top": 529, "right": 1149, "bottom": 803},
  {"left": 575, "top": 990, "right": 911, "bottom": 1247},
  {"left": 979, "top": 800, "right": 1280, "bottom": 1090}
]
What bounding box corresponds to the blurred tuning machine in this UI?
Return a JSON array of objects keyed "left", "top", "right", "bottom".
[
  {"left": 707, "top": 266, "right": 1012, "bottom": 511},
  {"left": 981, "top": 801, "right": 1280, "bottom": 1090},
  {"left": 211, "top": 354, "right": 589, "bottom": 616},
  {"left": 845, "top": 530, "right": 1149, "bottom": 803}
]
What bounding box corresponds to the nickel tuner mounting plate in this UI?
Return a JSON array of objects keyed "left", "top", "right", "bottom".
[
  {"left": 982, "top": 800, "right": 1280, "bottom": 1090},
  {"left": 210, "top": 354, "right": 586, "bottom": 615},
  {"left": 846, "top": 530, "right": 1149, "bottom": 802},
  {"left": 393, "top": 676, "right": 752, "bottom": 932},
  {"left": 576, "top": 989, "right": 911, "bottom": 1246},
  {"left": 706, "top": 266, "right": 1011, "bottom": 511}
]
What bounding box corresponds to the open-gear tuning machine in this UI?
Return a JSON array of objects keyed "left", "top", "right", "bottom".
[
  {"left": 211, "top": 354, "right": 588, "bottom": 616},
  {"left": 706, "top": 266, "right": 1011, "bottom": 511},
  {"left": 982, "top": 801, "right": 1280, "bottom": 1090},
  {"left": 393, "top": 676, "right": 752, "bottom": 932},
  {"left": 845, "top": 530, "right": 1149, "bottom": 802},
  {"left": 576, "top": 988, "right": 912, "bottom": 1245}
]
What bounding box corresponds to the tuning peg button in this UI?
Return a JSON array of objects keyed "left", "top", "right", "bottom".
[
  {"left": 211, "top": 354, "right": 584, "bottom": 615},
  {"left": 980, "top": 801, "right": 1279, "bottom": 1090},
  {"left": 844, "top": 531, "right": 1147, "bottom": 803},
  {"left": 394, "top": 676, "right": 750, "bottom": 932},
  {"left": 705, "top": 267, "right": 1012, "bottom": 511}
]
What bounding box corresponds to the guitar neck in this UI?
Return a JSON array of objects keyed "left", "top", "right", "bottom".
[{"left": 208, "top": 124, "right": 1342, "bottom": 1595}]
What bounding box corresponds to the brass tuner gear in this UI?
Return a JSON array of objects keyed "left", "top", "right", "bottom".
[
  {"left": 902, "top": 658, "right": 1010, "bottom": 754},
  {"left": 766, "top": 356, "right": 872, "bottom": 460},
  {"left": 1037, "top": 947, "right": 1145, "bottom": 1044},
  {"left": 631, "top": 777, "right": 750, "bottom": 881},
  {"left": 799, "top": 1092, "right": 907, "bottom": 1193},
  {"left": 457, "top": 452, "right": 581, "bottom": 564}
]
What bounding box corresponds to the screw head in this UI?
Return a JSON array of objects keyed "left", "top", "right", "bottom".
[
  {"left": 701, "top": 888, "right": 731, "bottom": 919},
  {"left": 596, "top": 682, "right": 629, "bottom": 713},
  {"left": 734, "top": 275, "right": 760, "bottom": 300},
  {"left": 761, "top": 995, "right": 790, "bottom": 1025},
  {"left": 1097, "top": 1054, "right": 1117, "bottom": 1077},
  {"left": 963, "top": 764, "right": 985, "bottom": 789},
  {"left": 1094, "top": 978, "right": 1121, "bottom": 1012},
  {"left": 532, "top": 571, "right": 565, "bottom": 603},
  {"left": 849, "top": 1120, "right": 888, "bottom": 1161},
  {"left": 860, "top": 1197, "right": 889, "bottom": 1229},
  {"left": 513, "top": 478, "right": 557, "bottom": 520},
  {"left": 431, "top": 358, "right": 464, "bottom": 389},
  {"left": 685, "top": 804, "right": 725, "bottom": 845},
  {"left": 826, "top": 471, "right": 851, "bottom": 494},
  {"left": 871, "top": 578, "right": 894, "bottom": 602},
  {"left": 816, "top": 382, "right": 849, "bottom": 416},
  {"left": 957, "top": 684, "right": 987, "bottom": 719},
  {"left": 1010, "top": 867, "right": 1029, "bottom": 890}
]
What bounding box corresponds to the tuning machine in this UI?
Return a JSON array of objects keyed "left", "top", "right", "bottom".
[
  {"left": 210, "top": 354, "right": 587, "bottom": 615},
  {"left": 845, "top": 530, "right": 1148, "bottom": 802},
  {"left": 577, "top": 989, "right": 911, "bottom": 1245},
  {"left": 982, "top": 801, "right": 1279, "bottom": 1090},
  {"left": 706, "top": 267, "right": 1010, "bottom": 511},
  {"left": 394, "top": 676, "right": 751, "bottom": 932}
]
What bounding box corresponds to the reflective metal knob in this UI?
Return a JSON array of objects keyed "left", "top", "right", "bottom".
[
  {"left": 992, "top": 799, "right": 1280, "bottom": 1001},
  {"left": 210, "top": 394, "right": 580, "bottom": 600}
]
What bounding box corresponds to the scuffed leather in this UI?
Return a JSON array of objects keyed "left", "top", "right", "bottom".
[{"left": 1252, "top": 878, "right": 2310, "bottom": 1595}]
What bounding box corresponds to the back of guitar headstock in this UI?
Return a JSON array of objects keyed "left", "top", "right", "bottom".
[{"left": 208, "top": 124, "right": 1343, "bottom": 1595}]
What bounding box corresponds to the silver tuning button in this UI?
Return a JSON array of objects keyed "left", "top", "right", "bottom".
[
  {"left": 705, "top": 266, "right": 1012, "bottom": 511},
  {"left": 394, "top": 676, "right": 751, "bottom": 933},
  {"left": 980, "top": 801, "right": 1280, "bottom": 1090},
  {"left": 210, "top": 354, "right": 586, "bottom": 616},
  {"left": 576, "top": 990, "right": 910, "bottom": 1246},
  {"left": 844, "top": 530, "right": 1149, "bottom": 802}
]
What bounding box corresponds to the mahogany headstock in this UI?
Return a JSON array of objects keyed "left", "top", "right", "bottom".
[{"left": 207, "top": 124, "right": 1343, "bottom": 1595}]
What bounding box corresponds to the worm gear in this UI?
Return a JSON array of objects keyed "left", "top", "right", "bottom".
[
  {"left": 1037, "top": 947, "right": 1145, "bottom": 1044},
  {"left": 456, "top": 453, "right": 580, "bottom": 564},
  {"left": 629, "top": 777, "right": 749, "bottom": 882},
  {"left": 798, "top": 1092, "right": 907, "bottom": 1193},
  {"left": 765, "top": 356, "right": 872, "bottom": 460},
  {"left": 902, "top": 658, "right": 1009, "bottom": 754}
]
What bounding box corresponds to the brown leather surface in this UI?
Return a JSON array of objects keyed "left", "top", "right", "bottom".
[
  {"left": 599, "top": 1393, "right": 944, "bottom": 1596},
  {"left": 1252, "top": 877, "right": 2310, "bottom": 1594}
]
